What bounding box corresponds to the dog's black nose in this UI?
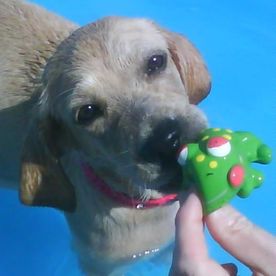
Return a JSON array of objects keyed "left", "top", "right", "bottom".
[{"left": 139, "top": 117, "right": 182, "bottom": 163}]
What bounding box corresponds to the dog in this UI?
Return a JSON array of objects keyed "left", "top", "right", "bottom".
[{"left": 0, "top": 0, "right": 211, "bottom": 274}]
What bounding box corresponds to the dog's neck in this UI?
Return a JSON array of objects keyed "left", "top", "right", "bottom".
[
  {"left": 61, "top": 151, "right": 178, "bottom": 274},
  {"left": 66, "top": 201, "right": 178, "bottom": 275}
]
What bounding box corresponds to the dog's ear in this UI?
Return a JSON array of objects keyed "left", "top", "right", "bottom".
[
  {"left": 20, "top": 117, "right": 76, "bottom": 212},
  {"left": 164, "top": 31, "right": 211, "bottom": 104}
]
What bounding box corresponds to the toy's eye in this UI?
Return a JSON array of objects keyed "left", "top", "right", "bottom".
[
  {"left": 207, "top": 137, "right": 231, "bottom": 157},
  {"left": 177, "top": 145, "right": 188, "bottom": 165}
]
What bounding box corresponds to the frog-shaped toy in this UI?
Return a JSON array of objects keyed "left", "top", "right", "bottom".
[{"left": 177, "top": 128, "right": 272, "bottom": 214}]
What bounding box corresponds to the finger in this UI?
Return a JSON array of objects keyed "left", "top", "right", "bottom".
[
  {"left": 174, "top": 192, "right": 208, "bottom": 261},
  {"left": 222, "top": 263, "right": 238, "bottom": 276},
  {"left": 252, "top": 271, "right": 265, "bottom": 276},
  {"left": 171, "top": 192, "right": 230, "bottom": 276},
  {"left": 206, "top": 205, "right": 276, "bottom": 275}
]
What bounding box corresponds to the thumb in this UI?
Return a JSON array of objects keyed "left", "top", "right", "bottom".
[{"left": 205, "top": 205, "right": 276, "bottom": 276}]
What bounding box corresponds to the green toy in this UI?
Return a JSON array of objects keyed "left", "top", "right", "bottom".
[{"left": 177, "top": 128, "right": 272, "bottom": 214}]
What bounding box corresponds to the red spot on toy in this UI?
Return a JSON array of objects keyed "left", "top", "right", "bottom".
[
  {"left": 207, "top": 136, "right": 231, "bottom": 157},
  {"left": 228, "top": 165, "right": 245, "bottom": 187},
  {"left": 207, "top": 137, "right": 228, "bottom": 148}
]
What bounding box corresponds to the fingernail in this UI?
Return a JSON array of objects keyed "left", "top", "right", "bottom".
[
  {"left": 207, "top": 204, "right": 250, "bottom": 232},
  {"left": 206, "top": 204, "right": 233, "bottom": 225},
  {"left": 208, "top": 204, "right": 231, "bottom": 218}
]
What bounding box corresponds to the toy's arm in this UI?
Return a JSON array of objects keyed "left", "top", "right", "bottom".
[
  {"left": 178, "top": 144, "right": 198, "bottom": 190},
  {"left": 257, "top": 144, "right": 272, "bottom": 164},
  {"left": 236, "top": 131, "right": 272, "bottom": 164}
]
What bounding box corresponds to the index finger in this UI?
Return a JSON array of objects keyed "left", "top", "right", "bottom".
[{"left": 206, "top": 205, "right": 276, "bottom": 275}]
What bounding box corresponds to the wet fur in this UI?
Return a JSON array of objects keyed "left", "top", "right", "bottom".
[{"left": 0, "top": 0, "right": 211, "bottom": 274}]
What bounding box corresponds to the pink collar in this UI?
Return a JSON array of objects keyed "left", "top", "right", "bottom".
[{"left": 81, "top": 163, "right": 178, "bottom": 209}]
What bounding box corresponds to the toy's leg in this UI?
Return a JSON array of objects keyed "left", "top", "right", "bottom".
[
  {"left": 257, "top": 144, "right": 272, "bottom": 164},
  {"left": 238, "top": 168, "right": 264, "bottom": 198}
]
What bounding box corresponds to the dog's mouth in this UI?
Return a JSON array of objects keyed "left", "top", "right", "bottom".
[
  {"left": 157, "top": 160, "right": 183, "bottom": 193},
  {"left": 81, "top": 161, "right": 180, "bottom": 209}
]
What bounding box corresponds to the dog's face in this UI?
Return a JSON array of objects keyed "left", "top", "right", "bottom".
[{"left": 20, "top": 17, "right": 210, "bottom": 212}]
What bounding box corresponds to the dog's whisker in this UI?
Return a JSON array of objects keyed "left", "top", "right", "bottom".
[
  {"left": 52, "top": 87, "right": 75, "bottom": 104},
  {"left": 57, "top": 87, "right": 74, "bottom": 98},
  {"left": 118, "top": 163, "right": 135, "bottom": 171},
  {"left": 117, "top": 150, "right": 130, "bottom": 156}
]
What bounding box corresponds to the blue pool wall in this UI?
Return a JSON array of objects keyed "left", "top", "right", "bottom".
[{"left": 0, "top": 1, "right": 275, "bottom": 275}]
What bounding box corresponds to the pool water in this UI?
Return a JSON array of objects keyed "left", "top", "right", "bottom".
[{"left": 0, "top": 0, "right": 275, "bottom": 275}]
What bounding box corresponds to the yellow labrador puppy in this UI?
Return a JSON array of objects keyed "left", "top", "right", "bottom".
[{"left": 0, "top": 0, "right": 211, "bottom": 274}]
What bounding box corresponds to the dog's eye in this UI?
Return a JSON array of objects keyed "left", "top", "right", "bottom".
[
  {"left": 146, "top": 53, "right": 167, "bottom": 76},
  {"left": 75, "top": 104, "right": 103, "bottom": 125}
]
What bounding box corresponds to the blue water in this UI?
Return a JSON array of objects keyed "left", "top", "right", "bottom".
[{"left": 0, "top": 0, "right": 275, "bottom": 275}]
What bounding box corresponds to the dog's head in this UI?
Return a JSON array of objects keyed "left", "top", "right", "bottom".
[{"left": 20, "top": 17, "right": 211, "bottom": 212}]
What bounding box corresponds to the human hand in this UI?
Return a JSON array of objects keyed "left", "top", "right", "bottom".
[{"left": 169, "top": 192, "right": 276, "bottom": 276}]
